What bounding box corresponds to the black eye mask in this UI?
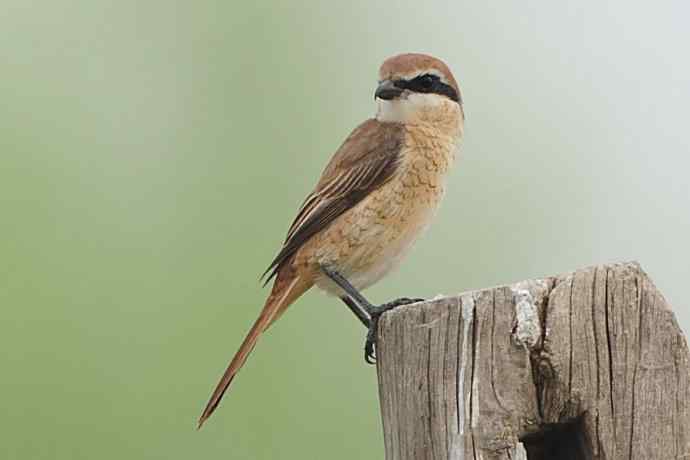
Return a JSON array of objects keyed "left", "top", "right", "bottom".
[{"left": 395, "top": 74, "right": 460, "bottom": 103}]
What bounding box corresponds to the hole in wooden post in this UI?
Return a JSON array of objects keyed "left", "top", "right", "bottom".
[{"left": 520, "top": 417, "right": 592, "bottom": 460}]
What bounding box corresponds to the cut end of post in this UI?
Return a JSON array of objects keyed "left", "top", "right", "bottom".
[{"left": 375, "top": 262, "right": 690, "bottom": 460}]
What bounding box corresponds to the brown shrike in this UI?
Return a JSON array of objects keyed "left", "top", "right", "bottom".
[{"left": 199, "top": 53, "right": 464, "bottom": 427}]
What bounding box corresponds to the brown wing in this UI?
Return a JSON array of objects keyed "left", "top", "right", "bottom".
[{"left": 261, "top": 118, "right": 405, "bottom": 284}]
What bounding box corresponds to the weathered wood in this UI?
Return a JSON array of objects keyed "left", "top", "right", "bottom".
[{"left": 376, "top": 262, "right": 690, "bottom": 460}]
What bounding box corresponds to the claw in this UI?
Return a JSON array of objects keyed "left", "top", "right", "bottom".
[
  {"left": 364, "top": 341, "right": 376, "bottom": 364},
  {"left": 364, "top": 314, "right": 379, "bottom": 364},
  {"left": 362, "top": 297, "right": 425, "bottom": 365}
]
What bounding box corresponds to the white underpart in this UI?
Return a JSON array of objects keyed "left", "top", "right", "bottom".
[
  {"left": 375, "top": 92, "right": 447, "bottom": 123},
  {"left": 313, "top": 204, "right": 440, "bottom": 296}
]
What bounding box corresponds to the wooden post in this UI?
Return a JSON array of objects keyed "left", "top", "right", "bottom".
[{"left": 376, "top": 262, "right": 690, "bottom": 460}]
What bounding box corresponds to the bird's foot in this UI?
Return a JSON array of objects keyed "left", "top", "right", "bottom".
[{"left": 364, "top": 297, "right": 425, "bottom": 364}]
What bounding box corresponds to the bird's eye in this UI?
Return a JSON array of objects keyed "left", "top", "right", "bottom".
[
  {"left": 419, "top": 74, "right": 435, "bottom": 89},
  {"left": 402, "top": 74, "right": 442, "bottom": 94}
]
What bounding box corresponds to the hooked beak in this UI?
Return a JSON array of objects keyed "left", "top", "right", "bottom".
[{"left": 374, "top": 80, "right": 403, "bottom": 100}]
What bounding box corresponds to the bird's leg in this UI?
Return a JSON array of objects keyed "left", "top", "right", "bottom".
[
  {"left": 340, "top": 296, "right": 371, "bottom": 328},
  {"left": 321, "top": 265, "right": 424, "bottom": 364},
  {"left": 362, "top": 298, "right": 424, "bottom": 363},
  {"left": 321, "top": 266, "right": 373, "bottom": 312}
]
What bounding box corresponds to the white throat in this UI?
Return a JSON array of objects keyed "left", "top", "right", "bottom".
[{"left": 375, "top": 92, "right": 447, "bottom": 124}]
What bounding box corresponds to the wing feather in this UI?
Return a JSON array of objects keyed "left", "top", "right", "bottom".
[{"left": 261, "top": 119, "right": 404, "bottom": 284}]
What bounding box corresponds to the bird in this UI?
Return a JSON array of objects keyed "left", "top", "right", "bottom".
[{"left": 198, "top": 53, "right": 464, "bottom": 428}]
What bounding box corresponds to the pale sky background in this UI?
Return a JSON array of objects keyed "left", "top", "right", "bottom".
[{"left": 1, "top": 1, "right": 688, "bottom": 459}]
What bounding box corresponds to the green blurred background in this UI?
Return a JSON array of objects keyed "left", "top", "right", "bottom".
[{"left": 1, "top": 1, "right": 688, "bottom": 459}]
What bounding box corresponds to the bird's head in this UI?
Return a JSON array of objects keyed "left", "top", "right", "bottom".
[{"left": 375, "top": 53, "right": 463, "bottom": 126}]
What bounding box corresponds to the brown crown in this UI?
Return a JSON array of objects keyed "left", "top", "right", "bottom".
[{"left": 378, "top": 53, "right": 459, "bottom": 95}]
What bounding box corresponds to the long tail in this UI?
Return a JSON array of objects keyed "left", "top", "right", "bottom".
[{"left": 198, "top": 270, "right": 311, "bottom": 428}]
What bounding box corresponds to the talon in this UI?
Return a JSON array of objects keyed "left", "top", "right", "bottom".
[
  {"left": 381, "top": 297, "right": 425, "bottom": 310},
  {"left": 364, "top": 340, "right": 376, "bottom": 364},
  {"left": 364, "top": 313, "right": 380, "bottom": 364},
  {"left": 361, "top": 297, "right": 426, "bottom": 364}
]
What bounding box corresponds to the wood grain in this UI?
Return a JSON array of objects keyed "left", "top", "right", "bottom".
[{"left": 376, "top": 262, "right": 690, "bottom": 460}]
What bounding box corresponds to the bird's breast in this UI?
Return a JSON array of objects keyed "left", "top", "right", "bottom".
[{"left": 308, "top": 124, "right": 461, "bottom": 295}]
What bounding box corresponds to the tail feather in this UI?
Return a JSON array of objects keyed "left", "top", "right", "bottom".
[{"left": 198, "top": 272, "right": 311, "bottom": 428}]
